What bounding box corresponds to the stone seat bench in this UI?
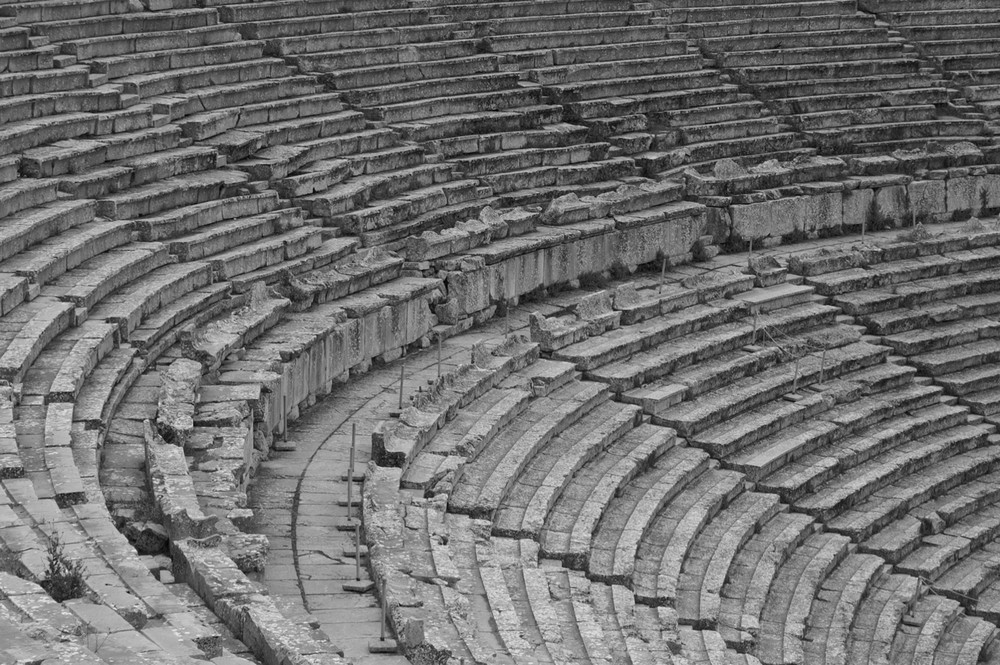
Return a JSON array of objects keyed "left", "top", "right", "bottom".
[
  {"left": 800, "top": 553, "right": 889, "bottom": 665},
  {"left": 223, "top": 235, "right": 358, "bottom": 294},
  {"left": 564, "top": 85, "right": 743, "bottom": 121},
  {"left": 213, "top": 0, "right": 408, "bottom": 20},
  {"left": 638, "top": 133, "right": 810, "bottom": 173},
  {"left": 0, "top": 43, "right": 57, "bottom": 73},
  {"left": 289, "top": 39, "right": 479, "bottom": 74},
  {"left": 769, "top": 87, "right": 949, "bottom": 116},
  {"left": 586, "top": 445, "right": 712, "bottom": 585},
  {"left": 834, "top": 269, "right": 1000, "bottom": 320},
  {"left": 500, "top": 38, "right": 686, "bottom": 72},
  {"left": 321, "top": 52, "right": 500, "bottom": 93},
  {"left": 56, "top": 146, "right": 222, "bottom": 200},
  {"left": 271, "top": 243, "right": 403, "bottom": 306},
  {"left": 846, "top": 572, "right": 922, "bottom": 664},
  {"left": 472, "top": 10, "right": 655, "bottom": 37},
  {"left": 660, "top": 115, "right": 784, "bottom": 146},
  {"left": 783, "top": 421, "right": 993, "bottom": 522},
  {"left": 398, "top": 111, "right": 570, "bottom": 156},
  {"left": 756, "top": 531, "right": 853, "bottom": 665},
  {"left": 583, "top": 301, "right": 837, "bottom": 393},
  {"left": 1, "top": 85, "right": 125, "bottom": 125},
  {"left": 716, "top": 510, "right": 817, "bottom": 649},
  {"left": 206, "top": 224, "right": 322, "bottom": 281},
  {"left": 87, "top": 261, "right": 212, "bottom": 343},
  {"left": 203, "top": 109, "right": 366, "bottom": 163},
  {"left": 150, "top": 76, "right": 322, "bottom": 124},
  {"left": 235, "top": 127, "right": 396, "bottom": 182},
  {"left": 753, "top": 72, "right": 945, "bottom": 100},
  {"left": 60, "top": 23, "right": 240, "bottom": 61},
  {"left": 116, "top": 57, "right": 292, "bottom": 101},
  {"left": 884, "top": 7, "right": 1000, "bottom": 26},
  {"left": 664, "top": 0, "right": 857, "bottom": 25},
  {"left": 485, "top": 24, "right": 669, "bottom": 55},
  {"left": 125, "top": 283, "right": 232, "bottom": 359},
  {"left": 673, "top": 491, "right": 784, "bottom": 628},
  {"left": 167, "top": 207, "right": 305, "bottom": 262},
  {"left": 297, "top": 162, "right": 453, "bottom": 219},
  {"left": 813, "top": 118, "right": 987, "bottom": 145},
  {"left": 27, "top": 7, "right": 217, "bottom": 43},
  {"left": 828, "top": 443, "right": 1000, "bottom": 545},
  {"left": 921, "top": 37, "right": 1000, "bottom": 58},
  {"left": 0, "top": 199, "right": 95, "bottom": 269},
  {"left": 631, "top": 467, "right": 746, "bottom": 605},
  {"left": 911, "top": 338, "right": 1000, "bottom": 377},
  {"left": 479, "top": 155, "right": 636, "bottom": 195},
  {"left": 545, "top": 70, "right": 721, "bottom": 104},
  {"left": 271, "top": 23, "right": 457, "bottom": 57},
  {"left": 889, "top": 596, "right": 997, "bottom": 665},
  {"left": 0, "top": 0, "right": 130, "bottom": 25},
  {"left": 683, "top": 14, "right": 876, "bottom": 39},
  {"left": 0, "top": 219, "right": 134, "bottom": 306},
  {"left": 135, "top": 190, "right": 281, "bottom": 241},
  {"left": 89, "top": 40, "right": 267, "bottom": 81},
  {"left": 734, "top": 57, "right": 920, "bottom": 86},
  {"left": 528, "top": 53, "right": 703, "bottom": 86},
  {"left": 436, "top": 0, "right": 631, "bottom": 21},
  {"left": 898, "top": 23, "right": 1000, "bottom": 43},
  {"left": 492, "top": 400, "right": 641, "bottom": 538},
  {"left": 938, "top": 362, "right": 1000, "bottom": 399},
  {"left": 717, "top": 42, "right": 908, "bottom": 70},
  {"left": 273, "top": 144, "right": 426, "bottom": 199},
  {"left": 327, "top": 179, "right": 481, "bottom": 246},
  {"left": 661, "top": 340, "right": 888, "bottom": 440},
  {"left": 724, "top": 370, "right": 935, "bottom": 480},
  {"left": 881, "top": 316, "right": 1000, "bottom": 357},
  {"left": 759, "top": 402, "right": 972, "bottom": 504},
  {"left": 43, "top": 242, "right": 171, "bottom": 312},
  {"left": 450, "top": 379, "right": 608, "bottom": 519},
  {"left": 364, "top": 86, "right": 544, "bottom": 124},
  {"left": 21, "top": 125, "right": 186, "bottom": 179},
  {"left": 95, "top": 169, "right": 248, "bottom": 220},
  {"left": 0, "top": 64, "right": 89, "bottom": 97},
  {"left": 553, "top": 299, "right": 747, "bottom": 372},
  {"left": 787, "top": 102, "right": 937, "bottom": 131},
  {"left": 700, "top": 27, "right": 887, "bottom": 52},
  {"left": 238, "top": 6, "right": 435, "bottom": 40},
  {"left": 805, "top": 253, "right": 960, "bottom": 296},
  {"left": 402, "top": 386, "right": 533, "bottom": 491},
  {"left": 338, "top": 70, "right": 516, "bottom": 109}
]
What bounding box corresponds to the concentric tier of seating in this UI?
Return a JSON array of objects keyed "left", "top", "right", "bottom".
[
  {"left": 658, "top": 0, "right": 994, "bottom": 157},
  {"left": 861, "top": 0, "right": 1000, "bottom": 120},
  {"left": 359, "top": 229, "right": 1000, "bottom": 665}
]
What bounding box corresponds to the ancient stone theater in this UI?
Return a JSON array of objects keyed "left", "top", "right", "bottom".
[{"left": 3, "top": 0, "right": 1000, "bottom": 663}]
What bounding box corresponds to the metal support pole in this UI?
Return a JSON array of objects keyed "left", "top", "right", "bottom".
[
  {"left": 398, "top": 362, "right": 405, "bottom": 411},
  {"left": 380, "top": 579, "right": 387, "bottom": 642},
  {"left": 820, "top": 346, "right": 828, "bottom": 384},
  {"left": 347, "top": 424, "right": 356, "bottom": 518},
  {"left": 355, "top": 522, "right": 362, "bottom": 582},
  {"left": 793, "top": 357, "right": 800, "bottom": 393},
  {"left": 282, "top": 395, "right": 287, "bottom": 442},
  {"left": 437, "top": 336, "right": 442, "bottom": 379},
  {"left": 752, "top": 310, "right": 759, "bottom": 345},
  {"left": 659, "top": 254, "right": 667, "bottom": 294}
]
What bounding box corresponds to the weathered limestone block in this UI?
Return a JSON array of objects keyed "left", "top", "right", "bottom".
[
  {"left": 540, "top": 193, "right": 593, "bottom": 226},
  {"left": 730, "top": 195, "right": 805, "bottom": 241},
  {"left": 225, "top": 533, "right": 269, "bottom": 574},
  {"left": 156, "top": 358, "right": 202, "bottom": 446},
  {"left": 908, "top": 179, "right": 947, "bottom": 222},
  {"left": 947, "top": 174, "right": 981, "bottom": 217},
  {"left": 843, "top": 187, "right": 874, "bottom": 230},
  {"left": 528, "top": 290, "right": 621, "bottom": 352},
  {"left": 874, "top": 184, "right": 910, "bottom": 226},
  {"left": 803, "top": 191, "right": 842, "bottom": 233},
  {"left": 145, "top": 421, "right": 218, "bottom": 541}
]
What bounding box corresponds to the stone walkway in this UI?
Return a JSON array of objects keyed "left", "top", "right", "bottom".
[{"left": 248, "top": 311, "right": 534, "bottom": 665}]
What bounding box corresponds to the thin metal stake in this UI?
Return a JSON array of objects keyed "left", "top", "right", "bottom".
[
  {"left": 659, "top": 254, "right": 667, "bottom": 294},
  {"left": 380, "top": 579, "right": 387, "bottom": 641},
  {"left": 347, "top": 425, "right": 356, "bottom": 518},
  {"left": 748, "top": 235, "right": 754, "bottom": 264},
  {"left": 752, "top": 310, "right": 759, "bottom": 345},
  {"left": 861, "top": 212, "right": 866, "bottom": 241},
  {"left": 354, "top": 522, "right": 362, "bottom": 582},
  {"left": 793, "top": 357, "right": 800, "bottom": 393},
  {"left": 437, "top": 336, "right": 442, "bottom": 378},
  {"left": 398, "top": 362, "right": 405, "bottom": 411},
  {"left": 820, "top": 346, "right": 828, "bottom": 384},
  {"left": 282, "top": 395, "right": 287, "bottom": 442}
]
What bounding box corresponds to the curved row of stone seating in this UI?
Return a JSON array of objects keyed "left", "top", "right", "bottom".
[
  {"left": 659, "top": 0, "right": 994, "bottom": 157},
  {"left": 861, "top": 0, "right": 1000, "bottom": 121}
]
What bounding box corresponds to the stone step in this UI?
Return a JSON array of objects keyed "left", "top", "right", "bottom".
[
  {"left": 480, "top": 156, "right": 636, "bottom": 195},
  {"left": 135, "top": 191, "right": 282, "bottom": 241},
  {"left": 169, "top": 208, "right": 306, "bottom": 261},
  {"left": 717, "top": 510, "right": 818, "bottom": 650},
  {"left": 272, "top": 23, "right": 456, "bottom": 56},
  {"left": 208, "top": 224, "right": 323, "bottom": 280},
  {"left": 757, "top": 531, "right": 854, "bottom": 665},
  {"left": 118, "top": 58, "right": 291, "bottom": 100},
  {"left": 397, "top": 106, "right": 566, "bottom": 147},
  {"left": 631, "top": 468, "right": 747, "bottom": 604},
  {"left": 126, "top": 283, "right": 233, "bottom": 358},
  {"left": 235, "top": 128, "right": 398, "bottom": 182},
  {"left": 453, "top": 142, "right": 610, "bottom": 177},
  {"left": 96, "top": 169, "right": 249, "bottom": 220},
  {"left": 58, "top": 146, "right": 222, "bottom": 199},
  {"left": 911, "top": 338, "right": 1000, "bottom": 377},
  {"left": 90, "top": 39, "right": 265, "bottom": 80},
  {"left": 493, "top": 401, "right": 641, "bottom": 538},
  {"left": 0, "top": 0, "right": 131, "bottom": 25},
  {"left": 675, "top": 491, "right": 784, "bottom": 628},
  {"left": 177, "top": 92, "right": 348, "bottom": 142},
  {"left": 882, "top": 316, "right": 1000, "bottom": 356},
  {"left": 801, "top": 554, "right": 889, "bottom": 665},
  {"left": 44, "top": 243, "right": 172, "bottom": 311},
  {"left": 62, "top": 23, "right": 241, "bottom": 61},
  {"left": 450, "top": 380, "right": 609, "bottom": 518},
  {"left": 539, "top": 423, "right": 676, "bottom": 563},
  {"left": 486, "top": 24, "right": 668, "bottom": 54},
  {"left": 290, "top": 39, "right": 479, "bottom": 73},
  {"left": 587, "top": 446, "right": 711, "bottom": 585},
  {"left": 21, "top": 125, "right": 185, "bottom": 178}
]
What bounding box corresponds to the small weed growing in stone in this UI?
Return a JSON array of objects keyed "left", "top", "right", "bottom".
[{"left": 41, "top": 533, "right": 86, "bottom": 603}]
